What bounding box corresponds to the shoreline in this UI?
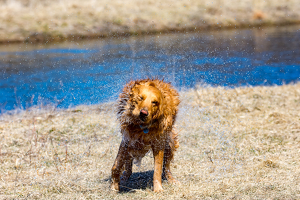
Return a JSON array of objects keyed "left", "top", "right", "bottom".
[
  {"left": 1, "top": 21, "right": 300, "bottom": 45},
  {"left": 2, "top": 21, "right": 300, "bottom": 45},
  {"left": 1, "top": 82, "right": 299, "bottom": 120},
  {"left": 1, "top": 81, "right": 299, "bottom": 117},
  {"left": 0, "top": 0, "right": 300, "bottom": 44}
]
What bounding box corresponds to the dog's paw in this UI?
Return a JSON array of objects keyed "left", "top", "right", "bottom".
[
  {"left": 153, "top": 185, "right": 163, "bottom": 192},
  {"left": 110, "top": 182, "right": 120, "bottom": 192},
  {"left": 153, "top": 181, "right": 163, "bottom": 192},
  {"left": 164, "top": 172, "right": 181, "bottom": 185}
]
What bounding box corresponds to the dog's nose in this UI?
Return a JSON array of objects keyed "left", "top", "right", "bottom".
[{"left": 140, "top": 109, "right": 148, "bottom": 119}]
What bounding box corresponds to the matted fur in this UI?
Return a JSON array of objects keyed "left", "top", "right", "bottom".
[{"left": 111, "top": 78, "right": 180, "bottom": 192}]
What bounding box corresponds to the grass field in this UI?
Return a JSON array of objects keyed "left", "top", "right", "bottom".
[
  {"left": 0, "top": 83, "right": 299, "bottom": 199},
  {"left": 0, "top": 0, "right": 300, "bottom": 43}
]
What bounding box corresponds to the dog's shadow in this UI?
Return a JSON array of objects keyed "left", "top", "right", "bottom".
[{"left": 105, "top": 170, "right": 167, "bottom": 193}]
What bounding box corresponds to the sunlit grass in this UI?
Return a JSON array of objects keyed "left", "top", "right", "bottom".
[
  {"left": 0, "top": 83, "right": 299, "bottom": 198},
  {"left": 0, "top": 0, "right": 299, "bottom": 43}
]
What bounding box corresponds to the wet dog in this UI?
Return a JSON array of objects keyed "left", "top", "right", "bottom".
[{"left": 111, "top": 79, "right": 180, "bottom": 192}]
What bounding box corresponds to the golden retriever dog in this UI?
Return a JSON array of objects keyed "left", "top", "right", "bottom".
[{"left": 111, "top": 78, "right": 180, "bottom": 192}]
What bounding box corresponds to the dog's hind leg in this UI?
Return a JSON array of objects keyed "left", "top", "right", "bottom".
[
  {"left": 163, "top": 141, "right": 180, "bottom": 185},
  {"left": 111, "top": 140, "right": 128, "bottom": 191}
]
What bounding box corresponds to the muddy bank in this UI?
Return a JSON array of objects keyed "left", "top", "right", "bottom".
[{"left": 0, "top": 0, "right": 300, "bottom": 43}]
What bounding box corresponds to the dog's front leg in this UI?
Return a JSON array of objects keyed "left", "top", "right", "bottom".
[
  {"left": 111, "top": 140, "right": 127, "bottom": 191},
  {"left": 152, "top": 141, "right": 165, "bottom": 192}
]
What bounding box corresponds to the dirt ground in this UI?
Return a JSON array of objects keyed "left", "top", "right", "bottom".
[
  {"left": 0, "top": 83, "right": 299, "bottom": 199},
  {"left": 0, "top": 0, "right": 300, "bottom": 43}
]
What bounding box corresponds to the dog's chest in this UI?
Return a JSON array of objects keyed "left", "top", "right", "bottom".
[
  {"left": 122, "top": 124, "right": 161, "bottom": 154},
  {"left": 128, "top": 133, "right": 151, "bottom": 150},
  {"left": 125, "top": 133, "right": 152, "bottom": 158}
]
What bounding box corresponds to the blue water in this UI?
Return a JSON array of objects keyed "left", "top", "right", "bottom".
[{"left": 0, "top": 25, "right": 300, "bottom": 112}]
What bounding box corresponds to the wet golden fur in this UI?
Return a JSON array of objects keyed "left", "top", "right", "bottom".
[{"left": 111, "top": 79, "right": 180, "bottom": 192}]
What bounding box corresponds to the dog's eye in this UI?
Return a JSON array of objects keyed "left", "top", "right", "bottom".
[
  {"left": 152, "top": 101, "right": 158, "bottom": 106},
  {"left": 138, "top": 96, "right": 144, "bottom": 101}
]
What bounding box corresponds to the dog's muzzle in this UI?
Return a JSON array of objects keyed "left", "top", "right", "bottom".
[{"left": 139, "top": 109, "right": 148, "bottom": 121}]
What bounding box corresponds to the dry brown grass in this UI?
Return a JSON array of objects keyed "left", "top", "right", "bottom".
[
  {"left": 0, "top": 0, "right": 300, "bottom": 43},
  {"left": 0, "top": 83, "right": 300, "bottom": 199}
]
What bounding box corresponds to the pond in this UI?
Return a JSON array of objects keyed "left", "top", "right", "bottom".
[{"left": 0, "top": 25, "right": 299, "bottom": 112}]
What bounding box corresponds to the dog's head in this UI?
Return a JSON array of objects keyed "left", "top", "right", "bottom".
[{"left": 129, "top": 82, "right": 163, "bottom": 126}]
